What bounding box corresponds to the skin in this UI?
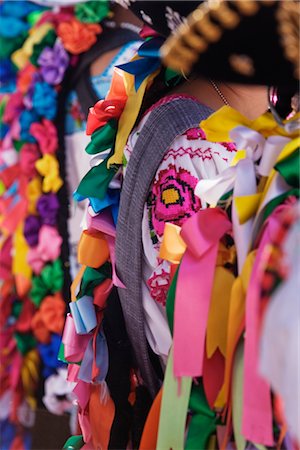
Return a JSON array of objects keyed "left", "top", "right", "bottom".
[{"left": 172, "top": 77, "right": 269, "bottom": 120}]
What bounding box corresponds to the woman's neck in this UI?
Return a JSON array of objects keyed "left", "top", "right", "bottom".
[{"left": 173, "top": 77, "right": 268, "bottom": 120}]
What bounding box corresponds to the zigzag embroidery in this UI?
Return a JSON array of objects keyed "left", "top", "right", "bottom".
[{"left": 163, "top": 146, "right": 214, "bottom": 161}]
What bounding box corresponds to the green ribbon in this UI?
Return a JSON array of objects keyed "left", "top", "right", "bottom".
[
  {"left": 30, "top": 259, "right": 64, "bottom": 307},
  {"left": 156, "top": 348, "right": 192, "bottom": 450},
  {"left": 14, "top": 332, "right": 36, "bottom": 355},
  {"left": 27, "top": 10, "right": 47, "bottom": 27},
  {"left": 85, "top": 120, "right": 117, "bottom": 155},
  {"left": 63, "top": 435, "right": 84, "bottom": 450},
  {"left": 166, "top": 265, "right": 179, "bottom": 335},
  {"left": 185, "top": 384, "right": 218, "bottom": 450},
  {"left": 30, "top": 29, "right": 56, "bottom": 67},
  {"left": 13, "top": 139, "right": 26, "bottom": 152},
  {"left": 75, "top": 0, "right": 110, "bottom": 23},
  {"left": 76, "top": 155, "right": 117, "bottom": 200},
  {"left": 78, "top": 262, "right": 111, "bottom": 299},
  {"left": 275, "top": 147, "right": 300, "bottom": 188},
  {"left": 263, "top": 188, "right": 299, "bottom": 223}
]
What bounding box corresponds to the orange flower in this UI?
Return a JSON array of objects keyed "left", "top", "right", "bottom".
[
  {"left": 31, "top": 293, "right": 66, "bottom": 343},
  {"left": 17, "top": 65, "right": 37, "bottom": 94},
  {"left": 57, "top": 18, "right": 102, "bottom": 55}
]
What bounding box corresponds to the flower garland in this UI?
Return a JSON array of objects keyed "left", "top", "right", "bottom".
[
  {"left": 61, "top": 34, "right": 183, "bottom": 449},
  {"left": 0, "top": 1, "right": 110, "bottom": 448}
]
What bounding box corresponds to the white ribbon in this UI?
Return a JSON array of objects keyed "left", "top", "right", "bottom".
[{"left": 195, "top": 126, "right": 291, "bottom": 273}]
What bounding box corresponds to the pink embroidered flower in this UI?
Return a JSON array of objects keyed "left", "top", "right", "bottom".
[
  {"left": 147, "top": 261, "right": 171, "bottom": 306},
  {"left": 186, "top": 127, "right": 206, "bottom": 140},
  {"left": 19, "top": 143, "right": 40, "bottom": 178},
  {"left": 150, "top": 164, "right": 201, "bottom": 236},
  {"left": 30, "top": 119, "right": 58, "bottom": 154}
]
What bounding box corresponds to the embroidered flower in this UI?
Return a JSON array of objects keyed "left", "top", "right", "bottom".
[
  {"left": 186, "top": 127, "right": 206, "bottom": 140},
  {"left": 57, "top": 18, "right": 102, "bottom": 55},
  {"left": 38, "top": 40, "right": 69, "bottom": 85},
  {"left": 150, "top": 164, "right": 201, "bottom": 236},
  {"left": 30, "top": 119, "right": 58, "bottom": 154},
  {"left": 32, "top": 81, "right": 57, "bottom": 120},
  {"left": 147, "top": 261, "right": 171, "bottom": 306},
  {"left": 220, "top": 141, "right": 236, "bottom": 152},
  {"left": 165, "top": 6, "right": 186, "bottom": 33}
]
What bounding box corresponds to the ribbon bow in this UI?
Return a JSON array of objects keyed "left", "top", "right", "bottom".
[
  {"left": 30, "top": 259, "right": 64, "bottom": 306},
  {"left": 27, "top": 225, "right": 62, "bottom": 274},
  {"left": 196, "top": 126, "right": 290, "bottom": 272},
  {"left": 173, "top": 208, "right": 232, "bottom": 377},
  {"left": 35, "top": 154, "right": 63, "bottom": 193}
]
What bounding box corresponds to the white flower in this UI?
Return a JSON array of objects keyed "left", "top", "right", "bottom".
[{"left": 165, "top": 6, "right": 187, "bottom": 33}]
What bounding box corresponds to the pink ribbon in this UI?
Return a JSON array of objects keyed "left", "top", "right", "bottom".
[
  {"left": 174, "top": 208, "right": 232, "bottom": 377},
  {"left": 242, "top": 204, "right": 290, "bottom": 445},
  {"left": 62, "top": 314, "right": 90, "bottom": 363}
]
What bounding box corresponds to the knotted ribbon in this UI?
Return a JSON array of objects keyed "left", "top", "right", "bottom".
[{"left": 173, "top": 207, "right": 231, "bottom": 377}]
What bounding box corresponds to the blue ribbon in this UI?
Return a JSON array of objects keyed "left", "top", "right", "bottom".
[
  {"left": 38, "top": 333, "right": 65, "bottom": 378},
  {"left": 78, "top": 328, "right": 108, "bottom": 383},
  {"left": 69, "top": 296, "right": 97, "bottom": 335},
  {"left": 116, "top": 37, "right": 164, "bottom": 91}
]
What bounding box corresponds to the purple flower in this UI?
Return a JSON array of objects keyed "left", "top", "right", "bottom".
[
  {"left": 37, "top": 194, "right": 59, "bottom": 226},
  {"left": 38, "top": 41, "right": 69, "bottom": 85},
  {"left": 24, "top": 215, "right": 42, "bottom": 247}
]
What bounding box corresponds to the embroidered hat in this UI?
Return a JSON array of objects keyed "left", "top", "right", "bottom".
[{"left": 161, "top": 0, "right": 299, "bottom": 87}]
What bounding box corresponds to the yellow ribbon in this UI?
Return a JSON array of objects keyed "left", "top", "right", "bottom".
[
  {"left": 108, "top": 69, "right": 159, "bottom": 167},
  {"left": 12, "top": 224, "right": 32, "bottom": 295},
  {"left": 21, "top": 349, "right": 40, "bottom": 410},
  {"left": 12, "top": 23, "right": 53, "bottom": 69},
  {"left": 35, "top": 154, "right": 63, "bottom": 193},
  {"left": 214, "top": 250, "right": 256, "bottom": 409},
  {"left": 200, "top": 106, "right": 298, "bottom": 144}
]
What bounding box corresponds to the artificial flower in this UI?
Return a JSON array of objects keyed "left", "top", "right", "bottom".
[
  {"left": 36, "top": 193, "right": 59, "bottom": 226},
  {"left": 57, "top": 18, "right": 102, "bottom": 55},
  {"left": 1, "top": 1, "right": 41, "bottom": 19},
  {"left": 32, "top": 293, "right": 65, "bottom": 343},
  {"left": 75, "top": 1, "right": 110, "bottom": 24},
  {"left": 19, "top": 109, "right": 39, "bottom": 142},
  {"left": 19, "top": 143, "right": 40, "bottom": 178},
  {"left": 30, "top": 29, "right": 57, "bottom": 67},
  {"left": 42, "top": 368, "right": 75, "bottom": 415},
  {"left": 17, "top": 64, "right": 37, "bottom": 94},
  {"left": 24, "top": 215, "right": 42, "bottom": 248},
  {"left": 38, "top": 333, "right": 65, "bottom": 378},
  {"left": 86, "top": 99, "right": 126, "bottom": 135},
  {"left": 27, "top": 177, "right": 42, "bottom": 215},
  {"left": 30, "top": 259, "right": 64, "bottom": 307},
  {"left": 30, "top": 118, "right": 58, "bottom": 154},
  {"left": 35, "top": 154, "right": 63, "bottom": 192},
  {"left": 27, "top": 225, "right": 62, "bottom": 274},
  {"left": 38, "top": 40, "right": 69, "bottom": 85},
  {"left": 0, "top": 17, "right": 29, "bottom": 38},
  {"left": 32, "top": 81, "right": 57, "bottom": 120},
  {"left": 3, "top": 91, "right": 24, "bottom": 124},
  {"left": 0, "top": 59, "right": 15, "bottom": 85}
]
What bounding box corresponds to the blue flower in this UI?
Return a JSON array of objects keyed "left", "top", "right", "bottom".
[
  {"left": 0, "top": 17, "right": 29, "bottom": 38},
  {"left": 32, "top": 82, "right": 57, "bottom": 120},
  {"left": 19, "top": 109, "right": 39, "bottom": 143},
  {"left": 0, "top": 59, "right": 16, "bottom": 85},
  {"left": 38, "top": 333, "right": 65, "bottom": 378},
  {"left": 1, "top": 1, "right": 42, "bottom": 18}
]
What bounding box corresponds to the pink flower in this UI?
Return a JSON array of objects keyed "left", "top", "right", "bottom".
[
  {"left": 3, "top": 92, "right": 24, "bottom": 124},
  {"left": 19, "top": 143, "right": 40, "bottom": 178},
  {"left": 150, "top": 164, "right": 201, "bottom": 237},
  {"left": 30, "top": 119, "right": 58, "bottom": 154},
  {"left": 27, "top": 225, "right": 62, "bottom": 274}
]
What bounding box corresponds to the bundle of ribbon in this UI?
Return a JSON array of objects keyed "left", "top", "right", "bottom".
[
  {"left": 0, "top": 1, "right": 110, "bottom": 447},
  {"left": 61, "top": 33, "right": 185, "bottom": 449},
  {"left": 149, "top": 107, "right": 299, "bottom": 450}
]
